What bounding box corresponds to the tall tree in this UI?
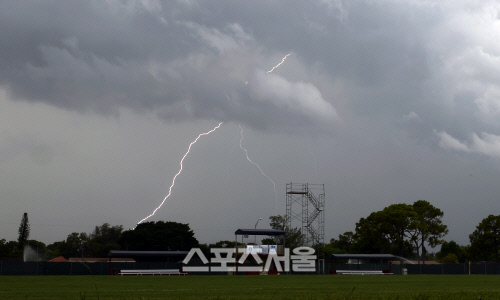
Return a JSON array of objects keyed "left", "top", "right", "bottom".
[
  {"left": 0, "top": 239, "right": 10, "bottom": 257},
  {"left": 261, "top": 215, "right": 305, "bottom": 249},
  {"left": 436, "top": 240, "right": 467, "bottom": 263},
  {"left": 354, "top": 204, "right": 416, "bottom": 257},
  {"left": 86, "top": 223, "right": 124, "bottom": 257},
  {"left": 65, "top": 232, "right": 89, "bottom": 258},
  {"left": 469, "top": 215, "right": 500, "bottom": 263},
  {"left": 46, "top": 232, "right": 89, "bottom": 259},
  {"left": 17, "top": 212, "right": 30, "bottom": 247},
  {"left": 45, "top": 241, "right": 65, "bottom": 260},
  {"left": 380, "top": 204, "right": 418, "bottom": 257},
  {"left": 411, "top": 200, "right": 448, "bottom": 264},
  {"left": 45, "top": 223, "right": 124, "bottom": 258},
  {"left": 330, "top": 231, "right": 355, "bottom": 253},
  {"left": 0, "top": 240, "right": 22, "bottom": 258},
  {"left": 119, "top": 221, "right": 199, "bottom": 251},
  {"left": 354, "top": 211, "right": 391, "bottom": 254}
]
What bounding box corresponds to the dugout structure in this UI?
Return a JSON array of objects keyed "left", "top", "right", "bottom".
[
  {"left": 108, "top": 250, "right": 189, "bottom": 262},
  {"left": 286, "top": 183, "right": 325, "bottom": 246},
  {"left": 330, "top": 254, "right": 402, "bottom": 264},
  {"left": 329, "top": 254, "right": 408, "bottom": 275}
]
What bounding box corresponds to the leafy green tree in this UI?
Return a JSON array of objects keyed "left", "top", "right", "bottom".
[
  {"left": 209, "top": 240, "right": 244, "bottom": 248},
  {"left": 322, "top": 233, "right": 355, "bottom": 262},
  {"left": 469, "top": 215, "right": 500, "bottom": 263},
  {"left": 85, "top": 223, "right": 123, "bottom": 257},
  {"left": 380, "top": 204, "right": 418, "bottom": 256},
  {"left": 411, "top": 200, "right": 449, "bottom": 264},
  {"left": 45, "top": 241, "right": 64, "bottom": 260},
  {"left": 66, "top": 232, "right": 89, "bottom": 258},
  {"left": 330, "top": 231, "right": 355, "bottom": 253},
  {"left": 5, "top": 240, "right": 22, "bottom": 258},
  {"left": 311, "top": 242, "right": 329, "bottom": 259},
  {"left": 354, "top": 211, "right": 390, "bottom": 253},
  {"left": 436, "top": 241, "right": 467, "bottom": 263},
  {"left": 354, "top": 204, "right": 416, "bottom": 257},
  {"left": 321, "top": 242, "right": 346, "bottom": 257},
  {"left": 18, "top": 212, "right": 30, "bottom": 247},
  {"left": 261, "top": 215, "right": 304, "bottom": 249},
  {"left": 119, "top": 221, "right": 199, "bottom": 251},
  {"left": 351, "top": 201, "right": 447, "bottom": 261},
  {"left": 46, "top": 223, "right": 124, "bottom": 258},
  {"left": 441, "top": 253, "right": 459, "bottom": 264},
  {"left": 47, "top": 232, "right": 89, "bottom": 259},
  {"left": 0, "top": 239, "right": 11, "bottom": 257}
]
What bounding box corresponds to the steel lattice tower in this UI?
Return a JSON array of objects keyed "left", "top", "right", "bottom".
[{"left": 286, "top": 183, "right": 325, "bottom": 246}]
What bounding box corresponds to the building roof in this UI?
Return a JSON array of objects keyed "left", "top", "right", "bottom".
[
  {"left": 48, "top": 256, "right": 68, "bottom": 262},
  {"left": 234, "top": 229, "right": 286, "bottom": 236},
  {"left": 330, "top": 254, "right": 399, "bottom": 260},
  {"left": 68, "top": 257, "right": 135, "bottom": 262},
  {"left": 108, "top": 250, "right": 189, "bottom": 258},
  {"left": 391, "top": 260, "right": 439, "bottom": 265}
]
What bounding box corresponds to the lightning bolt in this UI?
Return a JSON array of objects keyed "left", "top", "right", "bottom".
[
  {"left": 266, "top": 52, "right": 292, "bottom": 73},
  {"left": 239, "top": 125, "right": 278, "bottom": 210},
  {"left": 136, "top": 51, "right": 292, "bottom": 226},
  {"left": 135, "top": 122, "right": 223, "bottom": 227}
]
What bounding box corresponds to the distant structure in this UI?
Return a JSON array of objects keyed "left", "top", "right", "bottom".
[{"left": 286, "top": 183, "right": 325, "bottom": 246}]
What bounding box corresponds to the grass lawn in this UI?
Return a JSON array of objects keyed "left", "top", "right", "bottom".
[{"left": 0, "top": 275, "right": 500, "bottom": 299}]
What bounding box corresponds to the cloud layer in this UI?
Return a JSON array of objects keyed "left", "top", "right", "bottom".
[
  {"left": 2, "top": 1, "right": 500, "bottom": 246},
  {"left": 0, "top": 1, "right": 340, "bottom": 133}
]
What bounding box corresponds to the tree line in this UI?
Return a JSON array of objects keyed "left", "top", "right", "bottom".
[
  {"left": 1, "top": 203, "right": 499, "bottom": 264},
  {"left": 0, "top": 220, "right": 200, "bottom": 260},
  {"left": 326, "top": 201, "right": 499, "bottom": 264}
]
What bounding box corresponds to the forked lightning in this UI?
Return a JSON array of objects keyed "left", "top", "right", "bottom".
[
  {"left": 266, "top": 53, "right": 292, "bottom": 73},
  {"left": 136, "top": 51, "right": 293, "bottom": 226},
  {"left": 135, "top": 122, "right": 223, "bottom": 227},
  {"left": 239, "top": 125, "right": 278, "bottom": 210}
]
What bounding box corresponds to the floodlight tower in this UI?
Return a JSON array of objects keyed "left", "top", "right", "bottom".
[{"left": 286, "top": 183, "right": 325, "bottom": 246}]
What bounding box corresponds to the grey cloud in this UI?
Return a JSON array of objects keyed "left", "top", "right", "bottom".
[
  {"left": 252, "top": 70, "right": 338, "bottom": 123},
  {"left": 434, "top": 130, "right": 471, "bottom": 153},
  {"left": 3, "top": 0, "right": 500, "bottom": 245},
  {"left": 435, "top": 130, "right": 500, "bottom": 159},
  {"left": 1, "top": 1, "right": 466, "bottom": 137},
  {"left": 3, "top": 0, "right": 500, "bottom": 157},
  {"left": 1, "top": 1, "right": 343, "bottom": 133}
]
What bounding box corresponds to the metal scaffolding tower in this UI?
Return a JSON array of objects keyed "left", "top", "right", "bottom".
[{"left": 286, "top": 183, "right": 325, "bottom": 246}]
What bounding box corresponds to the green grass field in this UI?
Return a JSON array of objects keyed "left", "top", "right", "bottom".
[{"left": 1, "top": 275, "right": 500, "bottom": 300}]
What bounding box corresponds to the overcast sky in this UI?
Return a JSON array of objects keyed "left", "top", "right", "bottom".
[{"left": 1, "top": 0, "right": 500, "bottom": 248}]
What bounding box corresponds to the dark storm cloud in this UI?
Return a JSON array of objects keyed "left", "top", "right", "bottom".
[
  {"left": 2, "top": 0, "right": 500, "bottom": 246},
  {"left": 0, "top": 1, "right": 340, "bottom": 132},
  {"left": 3, "top": 0, "right": 500, "bottom": 173},
  {"left": 0, "top": 0, "right": 464, "bottom": 137},
  {"left": 0, "top": 0, "right": 492, "bottom": 135}
]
